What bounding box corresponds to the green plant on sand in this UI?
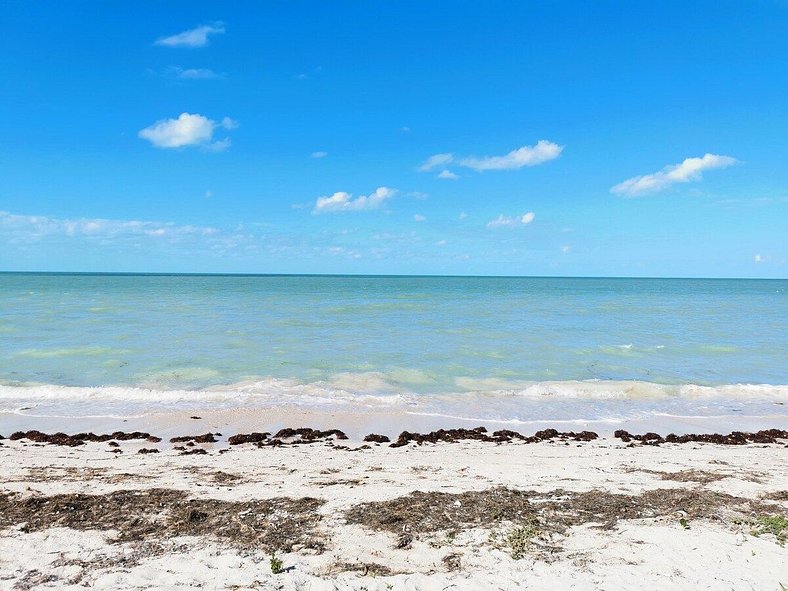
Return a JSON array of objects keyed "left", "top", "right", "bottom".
[
  {"left": 505, "top": 519, "right": 541, "bottom": 559},
  {"left": 751, "top": 515, "right": 788, "bottom": 546},
  {"left": 270, "top": 553, "right": 284, "bottom": 574}
]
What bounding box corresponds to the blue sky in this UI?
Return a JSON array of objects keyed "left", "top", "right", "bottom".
[{"left": 1, "top": 1, "right": 786, "bottom": 277}]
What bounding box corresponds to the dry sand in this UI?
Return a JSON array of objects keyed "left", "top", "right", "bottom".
[{"left": 0, "top": 421, "right": 787, "bottom": 590}]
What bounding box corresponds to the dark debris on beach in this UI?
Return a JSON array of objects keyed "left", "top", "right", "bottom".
[
  {"left": 614, "top": 428, "right": 788, "bottom": 446},
  {"left": 387, "top": 426, "right": 599, "bottom": 447},
  {"left": 2, "top": 426, "right": 787, "bottom": 450},
  {"left": 7, "top": 430, "right": 160, "bottom": 447},
  {"left": 228, "top": 427, "right": 349, "bottom": 447},
  {"left": 223, "top": 426, "right": 598, "bottom": 449},
  {"left": 345, "top": 485, "right": 779, "bottom": 537},
  {"left": 0, "top": 488, "right": 326, "bottom": 554},
  {"left": 169, "top": 433, "right": 219, "bottom": 444}
]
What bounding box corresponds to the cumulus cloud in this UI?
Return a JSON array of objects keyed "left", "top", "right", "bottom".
[
  {"left": 486, "top": 212, "right": 536, "bottom": 229},
  {"left": 419, "top": 153, "right": 454, "bottom": 171},
  {"left": 460, "top": 141, "right": 562, "bottom": 171},
  {"left": 437, "top": 170, "right": 458, "bottom": 180},
  {"left": 313, "top": 187, "right": 397, "bottom": 213},
  {"left": 138, "top": 113, "right": 236, "bottom": 150},
  {"left": 311, "top": 151, "right": 328, "bottom": 158},
  {"left": 611, "top": 153, "right": 738, "bottom": 196},
  {"left": 155, "top": 23, "right": 225, "bottom": 48}
]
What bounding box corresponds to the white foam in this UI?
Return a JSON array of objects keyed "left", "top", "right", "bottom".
[{"left": 1, "top": 377, "right": 785, "bottom": 410}]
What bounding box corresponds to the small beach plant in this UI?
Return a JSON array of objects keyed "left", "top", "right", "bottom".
[
  {"left": 751, "top": 515, "right": 788, "bottom": 546},
  {"left": 270, "top": 553, "right": 284, "bottom": 574},
  {"left": 506, "top": 520, "right": 541, "bottom": 559}
]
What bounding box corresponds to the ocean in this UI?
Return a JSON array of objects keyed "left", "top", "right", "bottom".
[{"left": 1, "top": 273, "right": 786, "bottom": 427}]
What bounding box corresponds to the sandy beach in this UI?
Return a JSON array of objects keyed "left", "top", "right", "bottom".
[{"left": 1, "top": 419, "right": 786, "bottom": 591}]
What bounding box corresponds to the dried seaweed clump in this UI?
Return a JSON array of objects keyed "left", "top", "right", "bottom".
[
  {"left": 389, "top": 427, "right": 597, "bottom": 447},
  {"left": 0, "top": 488, "right": 325, "bottom": 553},
  {"left": 8, "top": 430, "right": 160, "bottom": 447},
  {"left": 544, "top": 487, "right": 759, "bottom": 529},
  {"left": 228, "top": 427, "right": 349, "bottom": 447},
  {"left": 169, "top": 433, "right": 218, "bottom": 444},
  {"left": 363, "top": 434, "right": 391, "bottom": 443},
  {"left": 347, "top": 486, "right": 768, "bottom": 537},
  {"left": 345, "top": 487, "right": 537, "bottom": 533},
  {"left": 614, "top": 429, "right": 788, "bottom": 445}
]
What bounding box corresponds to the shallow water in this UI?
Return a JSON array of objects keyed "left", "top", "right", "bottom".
[{"left": 0, "top": 273, "right": 786, "bottom": 425}]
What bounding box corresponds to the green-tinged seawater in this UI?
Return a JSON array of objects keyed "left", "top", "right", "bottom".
[{"left": 0, "top": 273, "right": 786, "bottom": 422}]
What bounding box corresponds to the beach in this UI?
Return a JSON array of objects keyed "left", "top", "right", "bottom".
[
  {"left": 1, "top": 274, "right": 786, "bottom": 589},
  {"left": 1, "top": 418, "right": 787, "bottom": 590},
  {"left": 5, "top": 0, "right": 788, "bottom": 587}
]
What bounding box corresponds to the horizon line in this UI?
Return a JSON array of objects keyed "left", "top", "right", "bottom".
[{"left": 1, "top": 271, "right": 785, "bottom": 281}]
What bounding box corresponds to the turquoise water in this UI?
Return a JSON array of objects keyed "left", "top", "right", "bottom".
[{"left": 0, "top": 273, "right": 786, "bottom": 422}]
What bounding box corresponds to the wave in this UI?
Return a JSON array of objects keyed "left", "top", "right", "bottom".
[{"left": 1, "top": 375, "right": 786, "bottom": 406}]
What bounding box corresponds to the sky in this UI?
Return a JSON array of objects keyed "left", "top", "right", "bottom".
[{"left": 1, "top": 1, "right": 787, "bottom": 277}]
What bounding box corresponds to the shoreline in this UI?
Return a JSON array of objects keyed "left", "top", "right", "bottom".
[{"left": 3, "top": 403, "right": 788, "bottom": 443}]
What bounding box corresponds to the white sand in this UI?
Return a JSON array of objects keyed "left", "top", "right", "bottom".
[{"left": 1, "top": 429, "right": 787, "bottom": 590}]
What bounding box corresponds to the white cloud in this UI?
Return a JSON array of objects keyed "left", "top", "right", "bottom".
[
  {"left": 486, "top": 215, "right": 516, "bottom": 228},
  {"left": 0, "top": 211, "right": 220, "bottom": 242},
  {"left": 0, "top": 210, "right": 268, "bottom": 261},
  {"left": 419, "top": 153, "right": 454, "bottom": 172},
  {"left": 611, "top": 153, "right": 738, "bottom": 196},
  {"left": 313, "top": 187, "right": 397, "bottom": 213},
  {"left": 220, "top": 117, "right": 238, "bottom": 129},
  {"left": 437, "top": 170, "right": 458, "bottom": 180},
  {"left": 204, "top": 138, "right": 232, "bottom": 152},
  {"left": 168, "top": 67, "right": 220, "bottom": 79},
  {"left": 561, "top": 245, "right": 572, "bottom": 253},
  {"left": 754, "top": 254, "right": 763, "bottom": 263},
  {"left": 413, "top": 214, "right": 426, "bottom": 222},
  {"left": 486, "top": 212, "right": 536, "bottom": 229},
  {"left": 460, "top": 141, "right": 562, "bottom": 171},
  {"left": 311, "top": 151, "right": 328, "bottom": 158},
  {"left": 155, "top": 23, "right": 225, "bottom": 48},
  {"left": 138, "top": 113, "right": 236, "bottom": 150},
  {"left": 437, "top": 239, "right": 447, "bottom": 246},
  {"left": 459, "top": 212, "right": 468, "bottom": 220}
]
